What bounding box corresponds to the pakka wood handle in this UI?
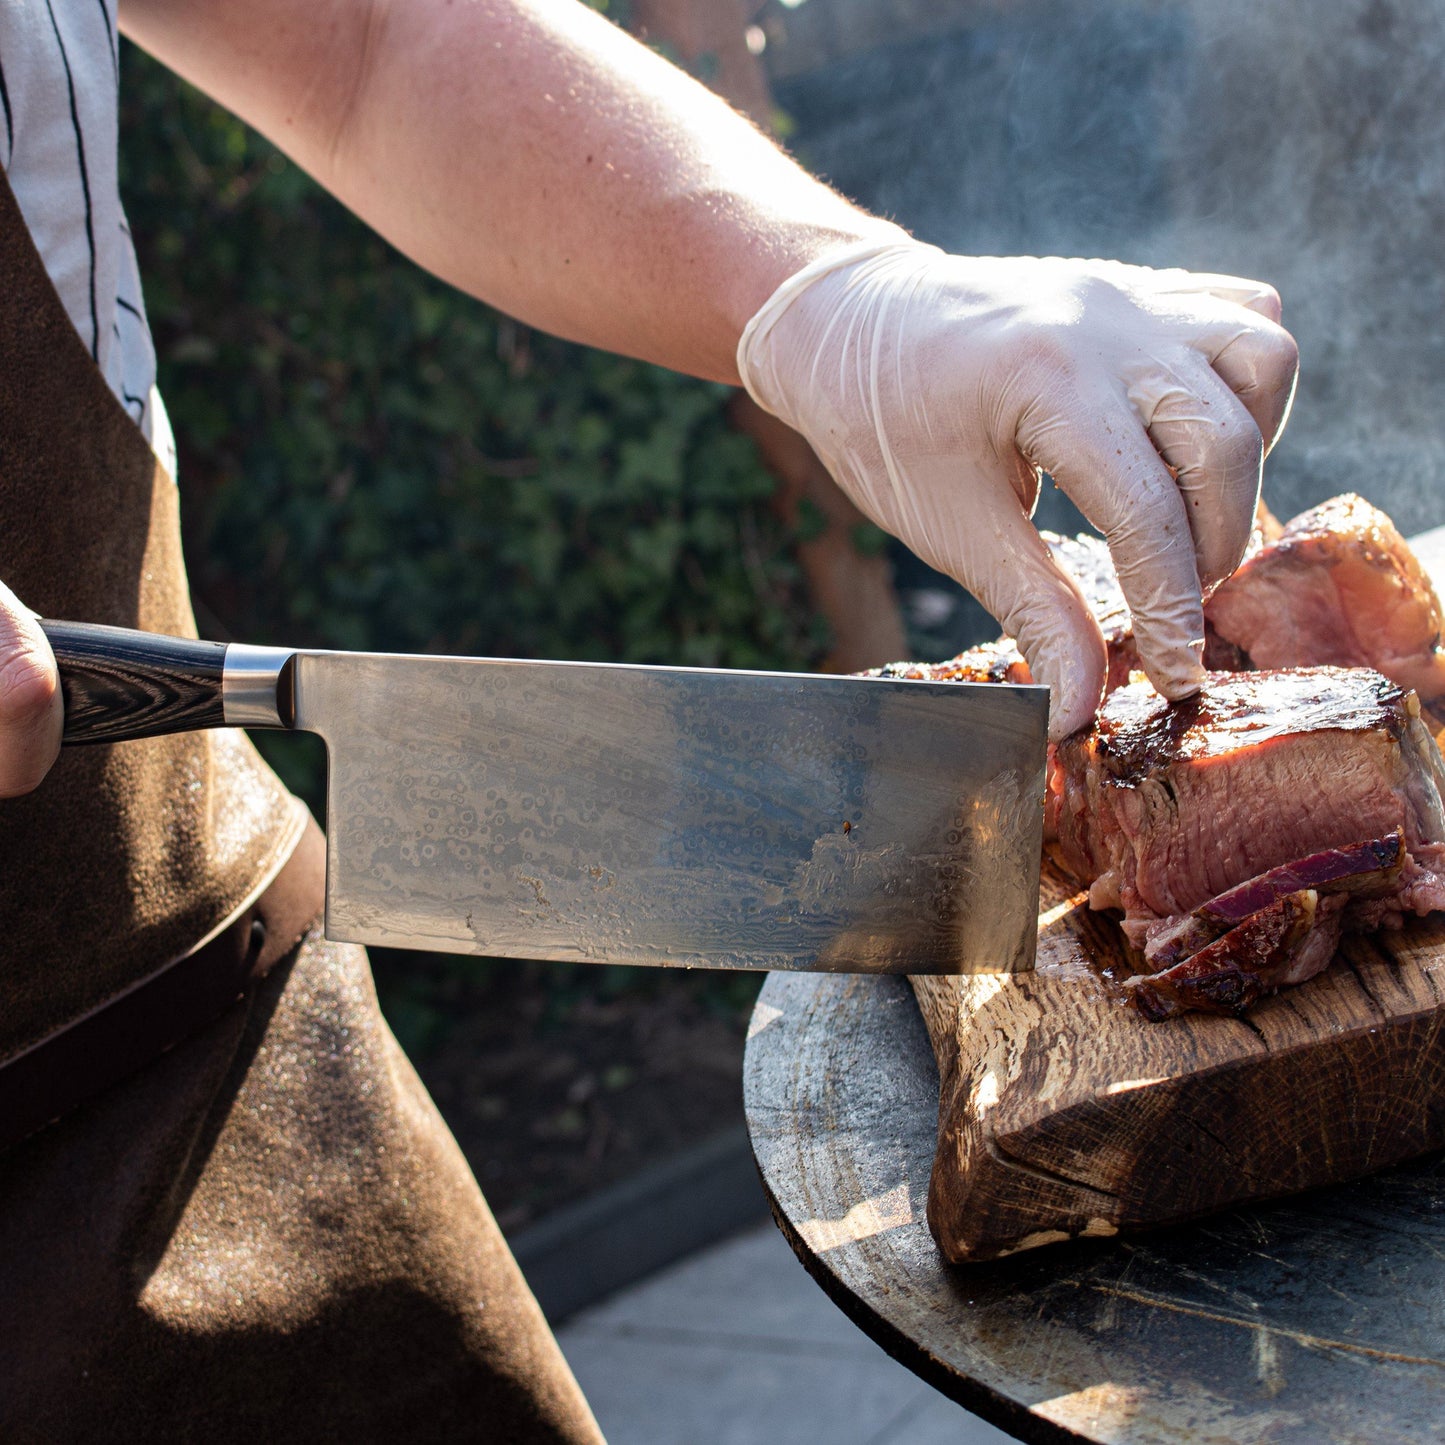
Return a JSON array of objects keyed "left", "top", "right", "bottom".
[{"left": 42, "top": 620, "right": 228, "bottom": 744}]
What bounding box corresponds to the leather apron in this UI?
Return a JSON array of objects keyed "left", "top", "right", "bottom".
[{"left": 0, "top": 169, "right": 602, "bottom": 1445}]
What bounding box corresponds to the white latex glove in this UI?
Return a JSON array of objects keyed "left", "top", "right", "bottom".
[
  {"left": 0, "top": 580, "right": 61, "bottom": 796},
  {"left": 737, "top": 240, "right": 1299, "bottom": 737}
]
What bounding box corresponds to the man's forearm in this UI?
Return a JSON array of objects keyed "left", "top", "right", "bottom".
[{"left": 120, "top": 0, "right": 899, "bottom": 383}]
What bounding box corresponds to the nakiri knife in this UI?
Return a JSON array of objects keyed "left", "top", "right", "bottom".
[{"left": 39, "top": 620, "right": 1049, "bottom": 975}]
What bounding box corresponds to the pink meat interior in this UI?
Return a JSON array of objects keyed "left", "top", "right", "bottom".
[{"left": 1049, "top": 668, "right": 1445, "bottom": 934}]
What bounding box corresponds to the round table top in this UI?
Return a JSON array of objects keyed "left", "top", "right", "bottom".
[{"left": 743, "top": 970, "right": 1445, "bottom": 1445}]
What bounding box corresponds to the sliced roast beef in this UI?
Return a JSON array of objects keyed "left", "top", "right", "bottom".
[
  {"left": 870, "top": 494, "right": 1445, "bottom": 1019},
  {"left": 1049, "top": 668, "right": 1445, "bottom": 935},
  {"left": 1047, "top": 667, "right": 1445, "bottom": 1016},
  {"left": 1141, "top": 833, "right": 1403, "bottom": 971},
  {"left": 1129, "top": 888, "right": 1348, "bottom": 1021},
  {"left": 1128, "top": 835, "right": 1409, "bottom": 1018},
  {"left": 1206, "top": 494, "right": 1445, "bottom": 703}
]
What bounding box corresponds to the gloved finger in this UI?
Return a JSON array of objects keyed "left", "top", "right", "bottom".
[
  {"left": 1203, "top": 317, "right": 1298, "bottom": 455},
  {"left": 1020, "top": 387, "right": 1207, "bottom": 703},
  {"left": 903, "top": 464, "right": 1107, "bottom": 739},
  {"left": 0, "top": 581, "right": 62, "bottom": 797},
  {"left": 968, "top": 515, "right": 1108, "bottom": 741},
  {"left": 1152, "top": 292, "right": 1300, "bottom": 455},
  {"left": 1131, "top": 358, "right": 1263, "bottom": 590},
  {"left": 1137, "top": 269, "right": 1285, "bottom": 324}
]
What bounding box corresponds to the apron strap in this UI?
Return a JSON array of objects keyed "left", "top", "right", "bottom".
[{"left": 0, "top": 812, "right": 324, "bottom": 1156}]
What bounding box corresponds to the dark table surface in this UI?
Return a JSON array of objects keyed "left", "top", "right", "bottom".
[{"left": 744, "top": 969, "right": 1445, "bottom": 1445}]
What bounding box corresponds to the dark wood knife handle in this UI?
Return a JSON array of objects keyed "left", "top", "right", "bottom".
[{"left": 41, "top": 620, "right": 228, "bottom": 744}]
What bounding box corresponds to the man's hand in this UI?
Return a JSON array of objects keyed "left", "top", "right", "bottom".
[
  {"left": 739, "top": 244, "right": 1299, "bottom": 737},
  {"left": 0, "top": 583, "right": 62, "bottom": 796}
]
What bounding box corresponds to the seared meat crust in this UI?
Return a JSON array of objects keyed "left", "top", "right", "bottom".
[
  {"left": 1049, "top": 669, "right": 1445, "bottom": 935},
  {"left": 866, "top": 639, "right": 1031, "bottom": 686}
]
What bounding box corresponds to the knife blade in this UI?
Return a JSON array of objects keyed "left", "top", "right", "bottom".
[{"left": 40, "top": 620, "right": 1048, "bottom": 974}]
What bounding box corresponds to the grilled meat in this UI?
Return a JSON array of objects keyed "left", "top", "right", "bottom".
[
  {"left": 1141, "top": 833, "right": 1404, "bottom": 972},
  {"left": 1047, "top": 669, "right": 1445, "bottom": 1015},
  {"left": 1129, "top": 887, "right": 1347, "bottom": 1021},
  {"left": 875, "top": 497, "right": 1445, "bottom": 1019},
  {"left": 1206, "top": 494, "right": 1445, "bottom": 704}
]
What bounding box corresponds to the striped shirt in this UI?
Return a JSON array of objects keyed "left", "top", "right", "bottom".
[{"left": 0, "top": 0, "right": 175, "bottom": 476}]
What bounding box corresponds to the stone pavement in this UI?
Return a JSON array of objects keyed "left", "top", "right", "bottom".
[{"left": 557, "top": 1222, "right": 1012, "bottom": 1444}]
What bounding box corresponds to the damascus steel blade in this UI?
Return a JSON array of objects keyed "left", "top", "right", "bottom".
[{"left": 293, "top": 653, "right": 1048, "bottom": 974}]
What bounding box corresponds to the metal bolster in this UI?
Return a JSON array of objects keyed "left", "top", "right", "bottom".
[{"left": 222, "top": 644, "right": 296, "bottom": 728}]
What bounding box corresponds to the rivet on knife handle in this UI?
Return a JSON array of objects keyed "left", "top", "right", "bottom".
[{"left": 39, "top": 620, "right": 295, "bottom": 744}]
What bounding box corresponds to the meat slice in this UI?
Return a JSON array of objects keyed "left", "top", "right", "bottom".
[
  {"left": 1206, "top": 494, "right": 1445, "bottom": 703},
  {"left": 1129, "top": 888, "right": 1347, "bottom": 1021},
  {"left": 1142, "top": 833, "right": 1403, "bottom": 971},
  {"left": 1047, "top": 669, "right": 1445, "bottom": 975}
]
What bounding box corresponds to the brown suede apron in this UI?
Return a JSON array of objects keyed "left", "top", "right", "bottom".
[{"left": 0, "top": 169, "right": 603, "bottom": 1445}]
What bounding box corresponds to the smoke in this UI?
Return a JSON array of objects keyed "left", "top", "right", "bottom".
[{"left": 764, "top": 0, "right": 1445, "bottom": 536}]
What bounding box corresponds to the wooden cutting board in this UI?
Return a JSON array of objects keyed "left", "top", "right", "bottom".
[
  {"left": 912, "top": 866, "right": 1445, "bottom": 1262},
  {"left": 912, "top": 524, "right": 1445, "bottom": 1264}
]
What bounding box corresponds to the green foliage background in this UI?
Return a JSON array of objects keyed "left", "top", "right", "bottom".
[{"left": 117, "top": 39, "right": 811, "bottom": 1030}]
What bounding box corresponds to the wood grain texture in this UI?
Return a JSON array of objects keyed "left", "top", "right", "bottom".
[
  {"left": 44, "top": 620, "right": 228, "bottom": 744},
  {"left": 912, "top": 865, "right": 1445, "bottom": 1261},
  {"left": 745, "top": 970, "right": 1445, "bottom": 1445},
  {"left": 912, "top": 523, "right": 1445, "bottom": 1264}
]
